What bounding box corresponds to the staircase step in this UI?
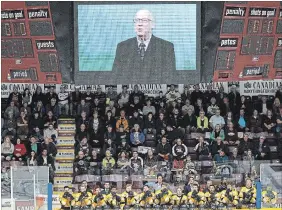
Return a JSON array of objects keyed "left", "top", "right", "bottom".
[
  {"left": 57, "top": 138, "right": 75, "bottom": 146},
  {"left": 55, "top": 162, "right": 73, "bottom": 174},
  {"left": 58, "top": 118, "right": 76, "bottom": 124},
  {"left": 58, "top": 124, "right": 76, "bottom": 131},
  {"left": 54, "top": 176, "right": 73, "bottom": 186},
  {"left": 56, "top": 148, "right": 75, "bottom": 160}
]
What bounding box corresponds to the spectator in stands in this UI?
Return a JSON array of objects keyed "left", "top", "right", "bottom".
[
  {"left": 22, "top": 88, "right": 32, "bottom": 106},
  {"left": 144, "top": 112, "right": 156, "bottom": 135},
  {"left": 106, "top": 86, "right": 118, "bottom": 103},
  {"left": 117, "top": 139, "right": 131, "bottom": 157},
  {"left": 210, "top": 124, "right": 225, "bottom": 142},
  {"left": 45, "top": 98, "right": 60, "bottom": 118},
  {"left": 129, "top": 151, "right": 143, "bottom": 175},
  {"left": 167, "top": 108, "right": 184, "bottom": 138},
  {"left": 256, "top": 96, "right": 272, "bottom": 116},
  {"left": 243, "top": 149, "right": 255, "bottom": 163},
  {"left": 273, "top": 98, "right": 281, "bottom": 116},
  {"left": 44, "top": 123, "right": 58, "bottom": 139},
  {"left": 155, "top": 91, "right": 166, "bottom": 107},
  {"left": 229, "top": 147, "right": 241, "bottom": 161},
  {"left": 31, "top": 126, "right": 44, "bottom": 143},
  {"left": 89, "top": 111, "right": 103, "bottom": 131},
  {"left": 104, "top": 124, "right": 116, "bottom": 143},
  {"left": 28, "top": 136, "right": 40, "bottom": 156},
  {"left": 238, "top": 134, "right": 253, "bottom": 157},
  {"left": 4, "top": 101, "right": 19, "bottom": 119},
  {"left": 29, "top": 112, "right": 44, "bottom": 133},
  {"left": 116, "top": 110, "right": 129, "bottom": 132},
  {"left": 207, "top": 97, "right": 219, "bottom": 117},
  {"left": 20, "top": 102, "right": 32, "bottom": 117},
  {"left": 13, "top": 138, "right": 27, "bottom": 161},
  {"left": 27, "top": 150, "right": 38, "bottom": 166},
  {"left": 238, "top": 95, "right": 251, "bottom": 117},
  {"left": 203, "top": 85, "right": 217, "bottom": 105},
  {"left": 1, "top": 136, "right": 14, "bottom": 161},
  {"left": 33, "top": 100, "right": 45, "bottom": 118},
  {"left": 103, "top": 139, "right": 117, "bottom": 158},
  {"left": 41, "top": 137, "right": 57, "bottom": 157},
  {"left": 156, "top": 112, "right": 167, "bottom": 134},
  {"left": 172, "top": 138, "right": 188, "bottom": 169},
  {"left": 129, "top": 110, "right": 144, "bottom": 130},
  {"left": 225, "top": 122, "right": 239, "bottom": 145},
  {"left": 228, "top": 85, "right": 241, "bottom": 115},
  {"left": 248, "top": 109, "right": 263, "bottom": 133},
  {"left": 91, "top": 98, "right": 104, "bottom": 117},
  {"left": 117, "top": 86, "right": 129, "bottom": 107},
  {"left": 105, "top": 110, "right": 117, "bottom": 131},
  {"left": 194, "top": 136, "right": 210, "bottom": 160},
  {"left": 182, "top": 107, "right": 197, "bottom": 134},
  {"left": 77, "top": 99, "right": 90, "bottom": 117},
  {"left": 209, "top": 109, "right": 225, "bottom": 129},
  {"left": 213, "top": 149, "right": 229, "bottom": 163},
  {"left": 117, "top": 151, "right": 129, "bottom": 172},
  {"left": 224, "top": 111, "right": 235, "bottom": 126},
  {"left": 94, "top": 86, "right": 106, "bottom": 105},
  {"left": 38, "top": 148, "right": 55, "bottom": 169},
  {"left": 128, "top": 96, "right": 143, "bottom": 117},
  {"left": 254, "top": 136, "right": 271, "bottom": 160},
  {"left": 166, "top": 84, "right": 181, "bottom": 104},
  {"left": 88, "top": 149, "right": 101, "bottom": 175},
  {"left": 156, "top": 100, "right": 166, "bottom": 116},
  {"left": 194, "top": 98, "right": 206, "bottom": 117},
  {"left": 74, "top": 151, "right": 89, "bottom": 176},
  {"left": 276, "top": 107, "right": 282, "bottom": 137},
  {"left": 2, "top": 111, "right": 17, "bottom": 138},
  {"left": 196, "top": 111, "right": 209, "bottom": 133},
  {"left": 75, "top": 137, "right": 92, "bottom": 157},
  {"left": 58, "top": 85, "right": 70, "bottom": 115},
  {"left": 142, "top": 99, "right": 156, "bottom": 116},
  {"left": 236, "top": 109, "right": 249, "bottom": 132},
  {"left": 70, "top": 86, "right": 82, "bottom": 116},
  {"left": 156, "top": 136, "right": 171, "bottom": 161},
  {"left": 167, "top": 100, "right": 180, "bottom": 116},
  {"left": 116, "top": 125, "right": 128, "bottom": 147},
  {"left": 275, "top": 85, "right": 282, "bottom": 102},
  {"left": 44, "top": 110, "right": 57, "bottom": 129},
  {"left": 262, "top": 110, "right": 276, "bottom": 133},
  {"left": 45, "top": 87, "right": 58, "bottom": 105},
  {"left": 181, "top": 99, "right": 194, "bottom": 116},
  {"left": 144, "top": 148, "right": 158, "bottom": 175},
  {"left": 129, "top": 85, "right": 145, "bottom": 106},
  {"left": 7, "top": 87, "right": 22, "bottom": 107},
  {"left": 102, "top": 150, "right": 116, "bottom": 175},
  {"left": 82, "top": 87, "right": 94, "bottom": 105},
  {"left": 76, "top": 111, "right": 90, "bottom": 130},
  {"left": 130, "top": 124, "right": 145, "bottom": 147},
  {"left": 32, "top": 86, "right": 45, "bottom": 107},
  {"left": 210, "top": 136, "right": 228, "bottom": 157},
  {"left": 190, "top": 84, "right": 203, "bottom": 106},
  {"left": 219, "top": 96, "right": 231, "bottom": 117},
  {"left": 105, "top": 101, "right": 116, "bottom": 117}
]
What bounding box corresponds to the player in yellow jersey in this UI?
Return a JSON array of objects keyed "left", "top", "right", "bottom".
[
  {"left": 154, "top": 184, "right": 173, "bottom": 206},
  {"left": 262, "top": 186, "right": 278, "bottom": 205},
  {"left": 170, "top": 187, "right": 188, "bottom": 207},
  {"left": 70, "top": 185, "right": 92, "bottom": 209},
  {"left": 138, "top": 184, "right": 155, "bottom": 208},
  {"left": 59, "top": 186, "right": 74, "bottom": 210},
  {"left": 239, "top": 178, "right": 256, "bottom": 207}
]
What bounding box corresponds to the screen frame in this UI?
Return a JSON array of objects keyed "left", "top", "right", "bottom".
[{"left": 74, "top": 1, "right": 201, "bottom": 85}]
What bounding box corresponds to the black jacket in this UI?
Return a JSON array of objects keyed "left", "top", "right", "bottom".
[
  {"left": 182, "top": 114, "right": 197, "bottom": 128},
  {"left": 112, "top": 35, "right": 176, "bottom": 84}
]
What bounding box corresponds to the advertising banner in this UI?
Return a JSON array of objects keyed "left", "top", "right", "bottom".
[{"left": 239, "top": 80, "right": 282, "bottom": 96}]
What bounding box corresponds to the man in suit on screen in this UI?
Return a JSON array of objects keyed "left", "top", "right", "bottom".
[{"left": 112, "top": 9, "right": 176, "bottom": 83}]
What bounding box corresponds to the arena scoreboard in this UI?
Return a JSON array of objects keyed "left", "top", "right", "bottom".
[
  {"left": 1, "top": 1, "right": 62, "bottom": 83},
  {"left": 214, "top": 1, "right": 282, "bottom": 81}
]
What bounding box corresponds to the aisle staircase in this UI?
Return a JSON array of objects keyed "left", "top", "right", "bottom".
[{"left": 53, "top": 118, "right": 76, "bottom": 195}]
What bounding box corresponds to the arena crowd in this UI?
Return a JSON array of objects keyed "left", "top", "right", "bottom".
[{"left": 1, "top": 83, "right": 282, "bottom": 209}]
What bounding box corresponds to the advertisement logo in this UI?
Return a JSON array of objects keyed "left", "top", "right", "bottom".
[{"left": 219, "top": 38, "right": 238, "bottom": 47}]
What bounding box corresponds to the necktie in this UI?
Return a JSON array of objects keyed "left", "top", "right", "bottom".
[{"left": 139, "top": 42, "right": 145, "bottom": 61}]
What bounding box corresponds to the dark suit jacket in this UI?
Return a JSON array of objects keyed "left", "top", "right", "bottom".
[{"left": 112, "top": 35, "right": 176, "bottom": 84}]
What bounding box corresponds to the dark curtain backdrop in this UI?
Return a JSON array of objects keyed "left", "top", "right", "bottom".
[{"left": 50, "top": 1, "right": 224, "bottom": 84}]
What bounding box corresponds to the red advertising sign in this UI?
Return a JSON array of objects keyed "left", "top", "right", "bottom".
[{"left": 15, "top": 200, "right": 35, "bottom": 210}]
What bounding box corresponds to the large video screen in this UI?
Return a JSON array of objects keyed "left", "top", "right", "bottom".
[{"left": 74, "top": 2, "right": 201, "bottom": 84}]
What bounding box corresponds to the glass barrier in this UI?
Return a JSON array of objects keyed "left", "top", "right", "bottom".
[{"left": 1, "top": 161, "right": 281, "bottom": 209}]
